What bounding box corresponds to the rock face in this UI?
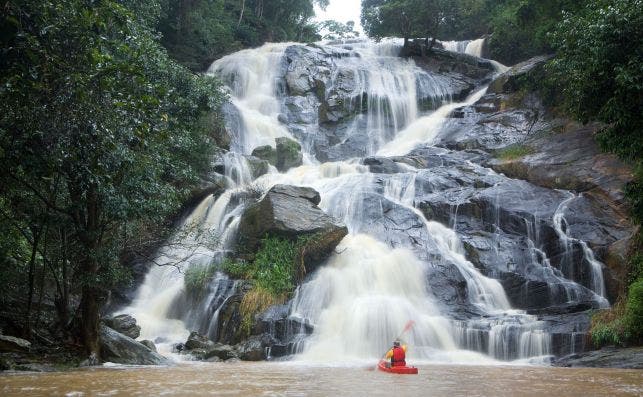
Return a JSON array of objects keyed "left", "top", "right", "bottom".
[
  {"left": 99, "top": 325, "right": 168, "bottom": 365},
  {"left": 103, "top": 314, "right": 141, "bottom": 340},
  {"left": 488, "top": 55, "right": 553, "bottom": 94},
  {"left": 554, "top": 346, "right": 643, "bottom": 369},
  {"left": 236, "top": 184, "right": 348, "bottom": 257},
  {"left": 0, "top": 335, "right": 31, "bottom": 353},
  {"left": 277, "top": 43, "right": 493, "bottom": 162},
  {"left": 275, "top": 137, "right": 303, "bottom": 172},
  {"left": 251, "top": 145, "right": 277, "bottom": 165}
]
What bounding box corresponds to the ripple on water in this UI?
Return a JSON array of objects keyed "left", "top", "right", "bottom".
[{"left": 0, "top": 362, "right": 641, "bottom": 397}]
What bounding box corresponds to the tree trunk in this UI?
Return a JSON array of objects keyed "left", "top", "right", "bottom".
[
  {"left": 79, "top": 280, "right": 101, "bottom": 363},
  {"left": 238, "top": 0, "right": 245, "bottom": 26},
  {"left": 75, "top": 183, "right": 102, "bottom": 363},
  {"left": 24, "top": 227, "right": 41, "bottom": 338}
]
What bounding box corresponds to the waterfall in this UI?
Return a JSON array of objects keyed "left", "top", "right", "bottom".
[
  {"left": 118, "top": 39, "right": 608, "bottom": 363},
  {"left": 441, "top": 38, "right": 485, "bottom": 57},
  {"left": 553, "top": 193, "right": 609, "bottom": 306}
]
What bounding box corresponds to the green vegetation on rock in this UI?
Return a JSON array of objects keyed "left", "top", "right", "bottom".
[
  {"left": 222, "top": 235, "right": 316, "bottom": 296},
  {"left": 184, "top": 263, "right": 219, "bottom": 296},
  {"left": 496, "top": 145, "right": 534, "bottom": 161}
]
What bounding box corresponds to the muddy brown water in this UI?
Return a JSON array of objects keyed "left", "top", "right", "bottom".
[{"left": 1, "top": 362, "right": 641, "bottom": 396}]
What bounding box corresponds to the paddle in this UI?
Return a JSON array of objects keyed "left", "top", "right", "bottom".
[{"left": 369, "top": 320, "right": 415, "bottom": 371}]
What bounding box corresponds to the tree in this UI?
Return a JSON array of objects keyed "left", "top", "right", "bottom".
[
  {"left": 320, "top": 20, "right": 360, "bottom": 41},
  {"left": 158, "top": 0, "right": 329, "bottom": 71},
  {"left": 548, "top": 0, "right": 642, "bottom": 218},
  {"left": 361, "top": 0, "right": 452, "bottom": 50},
  {"left": 0, "top": 0, "right": 223, "bottom": 360}
]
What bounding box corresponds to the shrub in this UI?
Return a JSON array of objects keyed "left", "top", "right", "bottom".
[
  {"left": 624, "top": 278, "right": 643, "bottom": 343},
  {"left": 184, "top": 263, "right": 217, "bottom": 295},
  {"left": 239, "top": 286, "right": 285, "bottom": 336},
  {"left": 590, "top": 299, "right": 626, "bottom": 347}
]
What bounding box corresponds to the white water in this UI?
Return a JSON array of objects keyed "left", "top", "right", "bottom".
[
  {"left": 377, "top": 87, "right": 488, "bottom": 156},
  {"left": 209, "top": 44, "right": 294, "bottom": 154},
  {"left": 322, "top": 40, "right": 454, "bottom": 154},
  {"left": 553, "top": 193, "right": 609, "bottom": 307},
  {"left": 119, "top": 39, "right": 608, "bottom": 363},
  {"left": 441, "top": 38, "right": 485, "bottom": 57}
]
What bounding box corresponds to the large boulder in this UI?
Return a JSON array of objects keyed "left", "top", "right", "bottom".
[
  {"left": 488, "top": 55, "right": 553, "bottom": 94},
  {"left": 236, "top": 184, "right": 348, "bottom": 261},
  {"left": 0, "top": 334, "right": 31, "bottom": 353},
  {"left": 251, "top": 145, "right": 277, "bottom": 166},
  {"left": 99, "top": 325, "right": 168, "bottom": 365},
  {"left": 184, "top": 331, "right": 215, "bottom": 350},
  {"left": 103, "top": 314, "right": 141, "bottom": 340},
  {"left": 236, "top": 336, "right": 265, "bottom": 361},
  {"left": 275, "top": 137, "right": 303, "bottom": 172}
]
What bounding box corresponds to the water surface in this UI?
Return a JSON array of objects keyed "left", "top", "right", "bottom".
[{"left": 1, "top": 362, "right": 641, "bottom": 396}]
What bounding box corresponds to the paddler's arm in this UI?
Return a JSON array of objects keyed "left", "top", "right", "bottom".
[{"left": 385, "top": 348, "right": 394, "bottom": 359}]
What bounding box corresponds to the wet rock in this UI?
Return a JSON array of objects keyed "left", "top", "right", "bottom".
[
  {"left": 488, "top": 55, "right": 552, "bottom": 94},
  {"left": 236, "top": 184, "right": 347, "bottom": 255},
  {"left": 184, "top": 331, "right": 215, "bottom": 351},
  {"left": 99, "top": 325, "right": 168, "bottom": 365},
  {"left": 0, "top": 356, "right": 12, "bottom": 370},
  {"left": 275, "top": 137, "right": 303, "bottom": 172},
  {"left": 436, "top": 105, "right": 544, "bottom": 151},
  {"left": 0, "top": 335, "right": 31, "bottom": 353},
  {"left": 103, "top": 314, "right": 141, "bottom": 340},
  {"left": 236, "top": 336, "right": 265, "bottom": 361},
  {"left": 221, "top": 102, "right": 243, "bottom": 151},
  {"left": 245, "top": 155, "right": 270, "bottom": 179},
  {"left": 139, "top": 340, "right": 157, "bottom": 352},
  {"left": 203, "top": 343, "right": 238, "bottom": 361},
  {"left": 488, "top": 125, "right": 632, "bottom": 205},
  {"left": 362, "top": 156, "right": 406, "bottom": 174},
  {"left": 251, "top": 145, "right": 277, "bottom": 166},
  {"left": 487, "top": 124, "right": 635, "bottom": 301},
  {"left": 554, "top": 346, "right": 643, "bottom": 369}
]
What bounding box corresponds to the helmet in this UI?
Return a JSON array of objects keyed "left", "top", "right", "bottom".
[{"left": 393, "top": 340, "right": 400, "bottom": 347}]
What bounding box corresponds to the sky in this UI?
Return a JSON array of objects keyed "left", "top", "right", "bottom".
[{"left": 314, "top": 0, "right": 363, "bottom": 33}]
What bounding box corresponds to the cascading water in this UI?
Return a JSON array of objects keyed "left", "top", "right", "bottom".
[
  {"left": 553, "top": 193, "right": 609, "bottom": 306},
  {"left": 119, "top": 38, "right": 609, "bottom": 363},
  {"left": 441, "top": 38, "right": 486, "bottom": 57}
]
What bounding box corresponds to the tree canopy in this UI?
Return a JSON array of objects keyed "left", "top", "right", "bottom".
[
  {"left": 157, "top": 0, "right": 330, "bottom": 71},
  {"left": 0, "top": 0, "right": 224, "bottom": 358}
]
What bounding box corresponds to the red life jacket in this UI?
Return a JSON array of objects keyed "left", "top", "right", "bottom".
[{"left": 391, "top": 346, "right": 406, "bottom": 367}]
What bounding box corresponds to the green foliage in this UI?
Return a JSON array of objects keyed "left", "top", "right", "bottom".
[
  {"left": 591, "top": 318, "right": 624, "bottom": 346},
  {"left": 0, "top": 0, "right": 224, "bottom": 345},
  {"left": 320, "top": 20, "right": 360, "bottom": 41},
  {"left": 548, "top": 0, "right": 643, "bottom": 223},
  {"left": 361, "top": 0, "right": 451, "bottom": 42},
  {"left": 221, "top": 234, "right": 317, "bottom": 297},
  {"left": 626, "top": 164, "right": 643, "bottom": 224},
  {"left": 157, "top": 0, "right": 328, "bottom": 71},
  {"left": 496, "top": 145, "right": 534, "bottom": 160},
  {"left": 624, "top": 278, "right": 643, "bottom": 342},
  {"left": 221, "top": 258, "right": 249, "bottom": 279},
  {"left": 184, "top": 263, "right": 218, "bottom": 294},
  {"left": 253, "top": 236, "right": 298, "bottom": 295}
]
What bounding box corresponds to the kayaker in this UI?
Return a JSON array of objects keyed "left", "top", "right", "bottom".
[{"left": 385, "top": 340, "right": 407, "bottom": 367}]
